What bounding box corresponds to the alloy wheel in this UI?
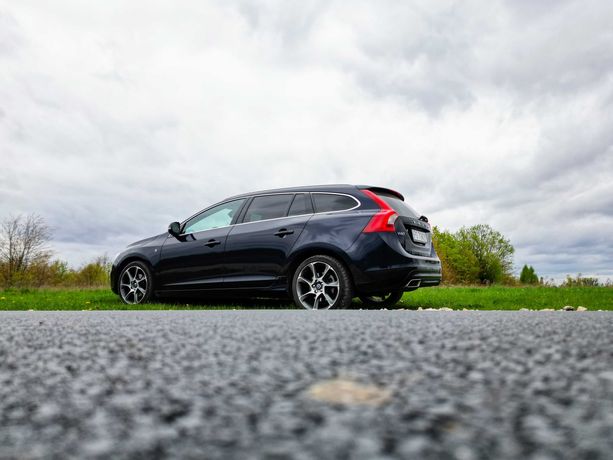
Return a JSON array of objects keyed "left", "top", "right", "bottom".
[
  {"left": 119, "top": 265, "right": 148, "bottom": 304},
  {"left": 295, "top": 261, "right": 340, "bottom": 309}
]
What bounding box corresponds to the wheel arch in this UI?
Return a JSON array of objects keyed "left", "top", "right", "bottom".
[
  {"left": 113, "top": 256, "right": 154, "bottom": 292},
  {"left": 286, "top": 245, "right": 355, "bottom": 291}
]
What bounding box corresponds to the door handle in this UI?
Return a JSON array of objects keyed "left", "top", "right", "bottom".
[
  {"left": 205, "top": 239, "right": 222, "bottom": 247},
  {"left": 274, "top": 228, "right": 294, "bottom": 238}
]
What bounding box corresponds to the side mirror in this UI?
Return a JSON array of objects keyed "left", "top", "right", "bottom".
[{"left": 168, "top": 221, "right": 181, "bottom": 237}]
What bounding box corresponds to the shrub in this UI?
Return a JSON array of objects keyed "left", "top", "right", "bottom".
[
  {"left": 432, "top": 224, "right": 515, "bottom": 285},
  {"left": 432, "top": 227, "right": 479, "bottom": 284},
  {"left": 73, "top": 256, "right": 111, "bottom": 287},
  {"left": 562, "top": 274, "right": 600, "bottom": 287}
]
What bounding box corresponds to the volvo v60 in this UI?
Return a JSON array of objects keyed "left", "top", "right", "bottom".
[{"left": 110, "top": 185, "right": 441, "bottom": 309}]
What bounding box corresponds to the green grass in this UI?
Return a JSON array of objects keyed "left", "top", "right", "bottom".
[
  {"left": 1, "top": 285, "right": 612, "bottom": 311},
  {"left": 0, "top": 288, "right": 277, "bottom": 311},
  {"left": 399, "top": 286, "right": 613, "bottom": 310}
]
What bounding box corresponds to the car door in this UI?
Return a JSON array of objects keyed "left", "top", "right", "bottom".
[
  {"left": 224, "top": 193, "right": 313, "bottom": 288},
  {"left": 156, "top": 199, "right": 246, "bottom": 290}
]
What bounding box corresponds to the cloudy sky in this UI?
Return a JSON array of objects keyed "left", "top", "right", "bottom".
[{"left": 1, "top": 0, "right": 612, "bottom": 280}]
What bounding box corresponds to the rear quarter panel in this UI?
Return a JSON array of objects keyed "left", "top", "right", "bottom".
[{"left": 285, "top": 211, "right": 373, "bottom": 273}]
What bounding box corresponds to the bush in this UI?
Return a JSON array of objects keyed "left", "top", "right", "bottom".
[
  {"left": 432, "top": 224, "right": 515, "bottom": 285},
  {"left": 432, "top": 227, "right": 479, "bottom": 284},
  {"left": 562, "top": 274, "right": 600, "bottom": 287},
  {"left": 73, "top": 256, "right": 111, "bottom": 287},
  {"left": 0, "top": 255, "right": 110, "bottom": 289}
]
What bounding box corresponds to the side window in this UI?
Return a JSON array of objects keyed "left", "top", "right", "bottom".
[
  {"left": 312, "top": 193, "right": 358, "bottom": 213},
  {"left": 288, "top": 193, "right": 313, "bottom": 216},
  {"left": 183, "top": 199, "right": 245, "bottom": 234},
  {"left": 243, "top": 195, "right": 293, "bottom": 223}
]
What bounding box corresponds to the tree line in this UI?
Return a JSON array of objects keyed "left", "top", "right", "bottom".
[
  {"left": 0, "top": 215, "right": 110, "bottom": 288},
  {"left": 0, "top": 214, "right": 607, "bottom": 288},
  {"left": 432, "top": 225, "right": 607, "bottom": 286}
]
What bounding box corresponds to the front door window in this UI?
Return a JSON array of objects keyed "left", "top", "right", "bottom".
[{"left": 183, "top": 199, "right": 245, "bottom": 234}]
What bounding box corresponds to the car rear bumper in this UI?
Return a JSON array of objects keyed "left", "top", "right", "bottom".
[
  {"left": 355, "top": 258, "right": 442, "bottom": 293},
  {"left": 346, "top": 233, "right": 442, "bottom": 294}
]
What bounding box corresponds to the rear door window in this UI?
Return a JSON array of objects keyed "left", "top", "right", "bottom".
[
  {"left": 288, "top": 194, "right": 313, "bottom": 216},
  {"left": 242, "top": 194, "right": 293, "bottom": 223},
  {"left": 312, "top": 193, "right": 358, "bottom": 213}
]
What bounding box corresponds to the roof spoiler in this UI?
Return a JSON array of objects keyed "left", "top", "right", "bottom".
[{"left": 357, "top": 186, "right": 405, "bottom": 201}]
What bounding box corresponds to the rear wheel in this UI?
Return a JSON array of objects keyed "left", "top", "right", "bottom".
[
  {"left": 118, "top": 261, "right": 154, "bottom": 305},
  {"left": 292, "top": 255, "right": 353, "bottom": 310},
  {"left": 359, "top": 291, "right": 404, "bottom": 309}
]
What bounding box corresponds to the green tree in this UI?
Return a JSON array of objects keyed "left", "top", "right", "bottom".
[
  {"left": 456, "top": 224, "right": 514, "bottom": 284},
  {"left": 432, "top": 227, "right": 480, "bottom": 284},
  {"left": 520, "top": 264, "right": 539, "bottom": 284},
  {"left": 520, "top": 265, "right": 530, "bottom": 283}
]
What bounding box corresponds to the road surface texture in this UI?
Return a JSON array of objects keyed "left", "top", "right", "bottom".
[{"left": 1, "top": 311, "right": 613, "bottom": 460}]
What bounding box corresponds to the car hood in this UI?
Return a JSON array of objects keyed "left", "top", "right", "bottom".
[{"left": 127, "top": 233, "right": 167, "bottom": 248}]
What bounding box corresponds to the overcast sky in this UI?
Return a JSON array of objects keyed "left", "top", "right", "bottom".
[{"left": 1, "top": 0, "right": 612, "bottom": 280}]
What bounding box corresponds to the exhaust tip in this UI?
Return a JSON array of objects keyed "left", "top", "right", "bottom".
[{"left": 406, "top": 279, "right": 421, "bottom": 288}]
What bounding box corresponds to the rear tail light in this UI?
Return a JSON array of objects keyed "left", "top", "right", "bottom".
[
  {"left": 363, "top": 210, "right": 398, "bottom": 232},
  {"left": 361, "top": 190, "right": 399, "bottom": 233}
]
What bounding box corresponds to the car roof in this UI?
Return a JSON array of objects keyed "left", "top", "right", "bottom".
[
  {"left": 225, "top": 184, "right": 356, "bottom": 200},
  {"left": 224, "top": 184, "right": 404, "bottom": 201}
]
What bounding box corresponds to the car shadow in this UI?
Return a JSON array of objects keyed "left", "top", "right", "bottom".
[
  {"left": 155, "top": 295, "right": 296, "bottom": 309},
  {"left": 153, "top": 295, "right": 372, "bottom": 310}
]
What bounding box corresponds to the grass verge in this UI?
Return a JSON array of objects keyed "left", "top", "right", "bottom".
[
  {"left": 399, "top": 286, "right": 613, "bottom": 310},
  {"left": 0, "top": 288, "right": 286, "bottom": 310},
  {"left": 0, "top": 286, "right": 612, "bottom": 311}
]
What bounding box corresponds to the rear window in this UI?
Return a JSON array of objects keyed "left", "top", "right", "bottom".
[
  {"left": 243, "top": 194, "right": 293, "bottom": 223},
  {"left": 312, "top": 193, "right": 358, "bottom": 213},
  {"left": 375, "top": 192, "right": 420, "bottom": 218}
]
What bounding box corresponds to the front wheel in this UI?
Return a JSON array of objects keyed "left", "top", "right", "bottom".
[
  {"left": 118, "top": 261, "right": 154, "bottom": 305},
  {"left": 292, "top": 255, "right": 353, "bottom": 310},
  {"left": 359, "top": 291, "right": 404, "bottom": 309}
]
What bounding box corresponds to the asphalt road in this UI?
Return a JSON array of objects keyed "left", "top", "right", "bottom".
[{"left": 1, "top": 311, "right": 612, "bottom": 460}]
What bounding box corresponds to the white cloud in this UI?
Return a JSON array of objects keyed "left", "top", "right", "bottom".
[{"left": 0, "top": 0, "right": 612, "bottom": 280}]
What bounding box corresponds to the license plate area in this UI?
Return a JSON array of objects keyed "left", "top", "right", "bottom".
[{"left": 411, "top": 229, "right": 429, "bottom": 245}]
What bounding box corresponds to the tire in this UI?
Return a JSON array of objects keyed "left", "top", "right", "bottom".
[
  {"left": 359, "top": 291, "right": 404, "bottom": 309},
  {"left": 292, "top": 255, "right": 353, "bottom": 310},
  {"left": 117, "top": 261, "right": 154, "bottom": 305}
]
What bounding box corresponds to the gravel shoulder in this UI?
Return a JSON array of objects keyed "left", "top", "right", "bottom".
[{"left": 1, "top": 311, "right": 613, "bottom": 459}]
